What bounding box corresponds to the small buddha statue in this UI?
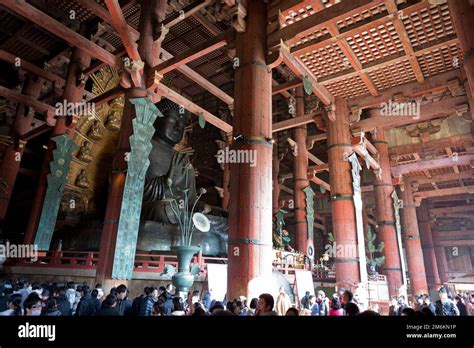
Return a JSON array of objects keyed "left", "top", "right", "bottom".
[
  {"left": 88, "top": 120, "right": 103, "bottom": 140},
  {"left": 105, "top": 97, "right": 123, "bottom": 131},
  {"left": 77, "top": 141, "right": 93, "bottom": 162},
  {"left": 75, "top": 169, "right": 90, "bottom": 188}
]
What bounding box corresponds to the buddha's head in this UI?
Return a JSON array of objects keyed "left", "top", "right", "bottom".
[{"left": 153, "top": 99, "right": 190, "bottom": 146}]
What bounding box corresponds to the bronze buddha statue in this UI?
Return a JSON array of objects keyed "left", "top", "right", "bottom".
[{"left": 138, "top": 99, "right": 228, "bottom": 255}]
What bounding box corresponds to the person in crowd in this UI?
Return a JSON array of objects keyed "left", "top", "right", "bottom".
[
  {"left": 421, "top": 294, "right": 435, "bottom": 315},
  {"left": 65, "top": 282, "right": 77, "bottom": 316},
  {"left": 420, "top": 306, "right": 435, "bottom": 316},
  {"left": 247, "top": 298, "right": 258, "bottom": 316},
  {"left": 344, "top": 302, "right": 360, "bottom": 316},
  {"left": 43, "top": 298, "right": 61, "bottom": 316},
  {"left": 300, "top": 291, "right": 311, "bottom": 309},
  {"left": 256, "top": 293, "right": 277, "bottom": 316},
  {"left": 435, "top": 287, "right": 459, "bottom": 316},
  {"left": 17, "top": 282, "right": 30, "bottom": 303},
  {"left": 0, "top": 293, "right": 22, "bottom": 316},
  {"left": 342, "top": 290, "right": 353, "bottom": 309},
  {"left": 329, "top": 294, "right": 343, "bottom": 316},
  {"left": 202, "top": 289, "right": 212, "bottom": 312},
  {"left": 401, "top": 307, "right": 416, "bottom": 317},
  {"left": 0, "top": 287, "right": 13, "bottom": 312},
  {"left": 171, "top": 296, "right": 186, "bottom": 316},
  {"left": 91, "top": 289, "right": 101, "bottom": 313},
  {"left": 275, "top": 286, "right": 291, "bottom": 316},
  {"left": 316, "top": 290, "right": 329, "bottom": 316},
  {"left": 239, "top": 296, "right": 249, "bottom": 316},
  {"left": 455, "top": 296, "right": 468, "bottom": 316},
  {"left": 95, "top": 283, "right": 104, "bottom": 300},
  {"left": 209, "top": 301, "right": 224, "bottom": 314},
  {"left": 138, "top": 286, "right": 157, "bottom": 316},
  {"left": 468, "top": 294, "right": 474, "bottom": 316},
  {"left": 308, "top": 295, "right": 319, "bottom": 316},
  {"left": 233, "top": 300, "right": 243, "bottom": 315},
  {"left": 396, "top": 295, "right": 408, "bottom": 316},
  {"left": 152, "top": 301, "right": 162, "bottom": 316},
  {"left": 191, "top": 302, "right": 207, "bottom": 316},
  {"left": 24, "top": 292, "right": 42, "bottom": 316},
  {"left": 165, "top": 284, "right": 174, "bottom": 296},
  {"left": 131, "top": 287, "right": 147, "bottom": 316},
  {"left": 358, "top": 310, "right": 381, "bottom": 317},
  {"left": 96, "top": 294, "right": 120, "bottom": 316},
  {"left": 115, "top": 284, "right": 132, "bottom": 316},
  {"left": 55, "top": 288, "right": 70, "bottom": 316},
  {"left": 285, "top": 307, "right": 299, "bottom": 316},
  {"left": 75, "top": 285, "right": 96, "bottom": 316}
]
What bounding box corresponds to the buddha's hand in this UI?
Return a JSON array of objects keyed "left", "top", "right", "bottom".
[{"left": 166, "top": 152, "right": 189, "bottom": 187}]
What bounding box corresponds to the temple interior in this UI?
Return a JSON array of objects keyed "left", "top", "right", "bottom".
[{"left": 0, "top": 0, "right": 473, "bottom": 316}]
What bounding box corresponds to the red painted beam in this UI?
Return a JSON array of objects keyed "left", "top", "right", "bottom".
[{"left": 2, "top": 0, "right": 118, "bottom": 68}]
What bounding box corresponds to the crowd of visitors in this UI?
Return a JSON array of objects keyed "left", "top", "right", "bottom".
[{"left": 0, "top": 278, "right": 473, "bottom": 317}]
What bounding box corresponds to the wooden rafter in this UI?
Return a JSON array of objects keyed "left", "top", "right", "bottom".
[
  {"left": 392, "top": 154, "right": 474, "bottom": 176},
  {"left": 2, "top": 0, "right": 118, "bottom": 68},
  {"left": 385, "top": 0, "right": 424, "bottom": 83},
  {"left": 389, "top": 134, "right": 472, "bottom": 157},
  {"left": 272, "top": 113, "right": 320, "bottom": 132},
  {"left": 267, "top": 0, "right": 383, "bottom": 49},
  {"left": 0, "top": 50, "right": 65, "bottom": 87},
  {"left": 76, "top": 0, "right": 234, "bottom": 106}
]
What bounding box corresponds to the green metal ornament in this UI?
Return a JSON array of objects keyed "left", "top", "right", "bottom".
[
  {"left": 303, "top": 75, "right": 313, "bottom": 95},
  {"left": 198, "top": 113, "right": 206, "bottom": 128}
]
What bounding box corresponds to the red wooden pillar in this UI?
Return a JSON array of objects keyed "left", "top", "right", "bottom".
[
  {"left": 326, "top": 97, "right": 360, "bottom": 288},
  {"left": 272, "top": 144, "right": 281, "bottom": 215},
  {"left": 399, "top": 183, "right": 428, "bottom": 296},
  {"left": 24, "top": 25, "right": 91, "bottom": 244},
  {"left": 432, "top": 227, "right": 449, "bottom": 284},
  {"left": 293, "top": 87, "right": 309, "bottom": 253},
  {"left": 417, "top": 201, "right": 441, "bottom": 291},
  {"left": 227, "top": 0, "right": 273, "bottom": 300},
  {"left": 95, "top": 0, "right": 167, "bottom": 290},
  {"left": 368, "top": 109, "right": 403, "bottom": 297},
  {"left": 0, "top": 75, "right": 43, "bottom": 221},
  {"left": 95, "top": 87, "right": 147, "bottom": 287}
]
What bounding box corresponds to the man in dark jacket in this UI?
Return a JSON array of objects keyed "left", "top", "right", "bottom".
[
  {"left": 421, "top": 294, "right": 436, "bottom": 315},
  {"left": 138, "top": 286, "right": 157, "bottom": 316},
  {"left": 116, "top": 284, "right": 132, "bottom": 316},
  {"left": 75, "top": 285, "right": 96, "bottom": 316},
  {"left": 96, "top": 294, "right": 120, "bottom": 316},
  {"left": 435, "top": 287, "right": 460, "bottom": 316}
]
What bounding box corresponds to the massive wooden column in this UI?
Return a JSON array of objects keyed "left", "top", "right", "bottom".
[
  {"left": 293, "top": 87, "right": 309, "bottom": 253},
  {"left": 417, "top": 201, "right": 441, "bottom": 291},
  {"left": 228, "top": 0, "right": 273, "bottom": 300},
  {"left": 95, "top": 86, "right": 147, "bottom": 285},
  {"left": 399, "top": 183, "right": 428, "bottom": 295},
  {"left": 327, "top": 97, "right": 360, "bottom": 288},
  {"left": 95, "top": 0, "right": 166, "bottom": 288},
  {"left": 432, "top": 226, "right": 449, "bottom": 284},
  {"left": 0, "top": 75, "right": 43, "bottom": 221},
  {"left": 24, "top": 26, "right": 91, "bottom": 244},
  {"left": 368, "top": 109, "right": 403, "bottom": 297}
]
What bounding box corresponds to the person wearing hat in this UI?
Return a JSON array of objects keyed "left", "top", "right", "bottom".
[{"left": 435, "top": 287, "right": 459, "bottom": 316}]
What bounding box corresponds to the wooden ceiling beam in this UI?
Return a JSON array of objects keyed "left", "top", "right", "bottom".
[
  {"left": 104, "top": 0, "right": 141, "bottom": 61},
  {"left": 291, "top": 1, "right": 428, "bottom": 56},
  {"left": 76, "top": 0, "right": 234, "bottom": 106},
  {"left": 436, "top": 239, "right": 474, "bottom": 247},
  {"left": 409, "top": 170, "right": 473, "bottom": 186},
  {"left": 320, "top": 35, "right": 458, "bottom": 86},
  {"left": 155, "top": 83, "right": 232, "bottom": 133},
  {"left": 277, "top": 42, "right": 334, "bottom": 106},
  {"left": 272, "top": 79, "right": 303, "bottom": 95},
  {"left": 435, "top": 230, "right": 474, "bottom": 238},
  {"left": 430, "top": 205, "right": 474, "bottom": 215},
  {"left": 2, "top": 0, "right": 118, "bottom": 68},
  {"left": 150, "top": 29, "right": 233, "bottom": 77},
  {"left": 353, "top": 95, "right": 468, "bottom": 132},
  {"left": 309, "top": 172, "right": 331, "bottom": 191},
  {"left": 389, "top": 134, "right": 472, "bottom": 157},
  {"left": 413, "top": 185, "right": 474, "bottom": 199},
  {"left": 0, "top": 86, "right": 55, "bottom": 125},
  {"left": 350, "top": 69, "right": 462, "bottom": 109},
  {"left": 0, "top": 49, "right": 65, "bottom": 87},
  {"left": 392, "top": 154, "right": 474, "bottom": 176},
  {"left": 385, "top": 0, "right": 424, "bottom": 83},
  {"left": 272, "top": 112, "right": 320, "bottom": 132},
  {"left": 268, "top": 0, "right": 383, "bottom": 49}
]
